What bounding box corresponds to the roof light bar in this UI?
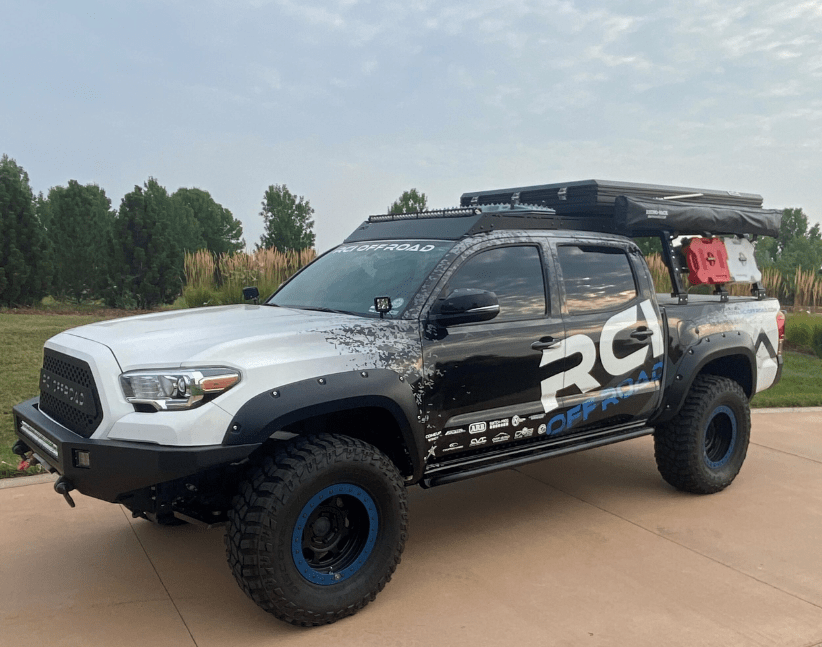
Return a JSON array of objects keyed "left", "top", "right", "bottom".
[{"left": 368, "top": 207, "right": 481, "bottom": 223}]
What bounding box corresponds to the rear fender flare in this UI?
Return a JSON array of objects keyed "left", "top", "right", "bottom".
[{"left": 654, "top": 331, "right": 757, "bottom": 424}]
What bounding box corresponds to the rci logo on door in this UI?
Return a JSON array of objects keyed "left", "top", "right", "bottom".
[{"left": 539, "top": 298, "right": 664, "bottom": 418}]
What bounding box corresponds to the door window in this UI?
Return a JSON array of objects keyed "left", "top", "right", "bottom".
[
  {"left": 443, "top": 245, "right": 546, "bottom": 320},
  {"left": 557, "top": 245, "right": 637, "bottom": 313}
]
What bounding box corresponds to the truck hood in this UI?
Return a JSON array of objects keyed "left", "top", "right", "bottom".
[{"left": 64, "top": 305, "right": 409, "bottom": 372}]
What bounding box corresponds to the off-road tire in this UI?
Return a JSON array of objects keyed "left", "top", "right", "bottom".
[
  {"left": 654, "top": 375, "right": 751, "bottom": 494},
  {"left": 225, "top": 434, "right": 408, "bottom": 626}
]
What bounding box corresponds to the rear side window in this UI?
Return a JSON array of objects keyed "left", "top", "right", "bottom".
[
  {"left": 557, "top": 245, "right": 637, "bottom": 313},
  {"left": 445, "top": 245, "right": 546, "bottom": 320}
]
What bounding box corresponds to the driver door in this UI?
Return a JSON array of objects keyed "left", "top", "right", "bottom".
[{"left": 420, "top": 241, "right": 565, "bottom": 458}]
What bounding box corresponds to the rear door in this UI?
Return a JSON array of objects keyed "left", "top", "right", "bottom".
[{"left": 542, "top": 240, "right": 664, "bottom": 435}]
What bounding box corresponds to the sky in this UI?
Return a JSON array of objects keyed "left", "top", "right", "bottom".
[{"left": 2, "top": 0, "right": 821, "bottom": 252}]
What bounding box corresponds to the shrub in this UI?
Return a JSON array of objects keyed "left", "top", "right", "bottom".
[
  {"left": 786, "top": 321, "right": 812, "bottom": 349},
  {"left": 183, "top": 286, "right": 219, "bottom": 308},
  {"left": 812, "top": 324, "right": 822, "bottom": 360}
]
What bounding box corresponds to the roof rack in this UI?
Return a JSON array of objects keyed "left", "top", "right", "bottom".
[
  {"left": 365, "top": 203, "right": 557, "bottom": 223},
  {"left": 345, "top": 203, "right": 621, "bottom": 244}
]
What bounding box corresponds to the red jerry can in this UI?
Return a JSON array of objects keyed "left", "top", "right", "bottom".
[{"left": 686, "top": 237, "right": 731, "bottom": 285}]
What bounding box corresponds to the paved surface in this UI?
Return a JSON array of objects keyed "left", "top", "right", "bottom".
[{"left": 2, "top": 410, "right": 822, "bottom": 647}]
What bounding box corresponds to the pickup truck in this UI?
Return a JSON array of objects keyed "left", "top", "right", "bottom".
[{"left": 12, "top": 180, "right": 785, "bottom": 626}]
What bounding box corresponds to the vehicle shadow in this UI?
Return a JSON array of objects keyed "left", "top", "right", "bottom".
[{"left": 119, "top": 439, "right": 663, "bottom": 641}]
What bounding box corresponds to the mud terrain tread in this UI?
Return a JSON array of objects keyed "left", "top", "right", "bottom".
[
  {"left": 225, "top": 434, "right": 408, "bottom": 626},
  {"left": 654, "top": 374, "right": 750, "bottom": 494}
]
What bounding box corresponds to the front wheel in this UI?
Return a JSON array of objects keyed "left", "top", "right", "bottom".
[
  {"left": 654, "top": 375, "right": 751, "bottom": 494},
  {"left": 225, "top": 434, "right": 408, "bottom": 626}
]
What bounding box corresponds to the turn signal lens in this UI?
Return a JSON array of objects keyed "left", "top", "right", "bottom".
[{"left": 201, "top": 374, "right": 240, "bottom": 393}]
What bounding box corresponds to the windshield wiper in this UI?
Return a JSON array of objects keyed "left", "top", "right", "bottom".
[{"left": 291, "top": 305, "right": 357, "bottom": 316}]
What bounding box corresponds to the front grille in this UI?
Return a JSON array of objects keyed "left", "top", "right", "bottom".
[{"left": 39, "top": 349, "right": 103, "bottom": 438}]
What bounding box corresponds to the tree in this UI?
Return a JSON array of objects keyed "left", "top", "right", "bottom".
[
  {"left": 172, "top": 187, "right": 244, "bottom": 256},
  {"left": 0, "top": 155, "right": 52, "bottom": 306},
  {"left": 755, "top": 207, "right": 822, "bottom": 274},
  {"left": 45, "top": 180, "right": 115, "bottom": 302},
  {"left": 388, "top": 188, "right": 428, "bottom": 214},
  {"left": 258, "top": 184, "right": 315, "bottom": 252},
  {"left": 107, "top": 178, "right": 189, "bottom": 309}
]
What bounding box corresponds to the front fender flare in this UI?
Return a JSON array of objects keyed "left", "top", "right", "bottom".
[{"left": 222, "top": 369, "right": 424, "bottom": 478}]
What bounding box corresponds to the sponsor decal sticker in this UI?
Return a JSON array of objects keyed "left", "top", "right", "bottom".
[
  {"left": 514, "top": 427, "right": 534, "bottom": 439},
  {"left": 445, "top": 428, "right": 466, "bottom": 436},
  {"left": 442, "top": 442, "right": 464, "bottom": 453},
  {"left": 492, "top": 433, "right": 511, "bottom": 443},
  {"left": 538, "top": 424, "right": 547, "bottom": 435},
  {"left": 529, "top": 413, "right": 545, "bottom": 421},
  {"left": 489, "top": 419, "right": 509, "bottom": 430},
  {"left": 426, "top": 446, "right": 437, "bottom": 460},
  {"left": 425, "top": 431, "right": 442, "bottom": 443},
  {"left": 511, "top": 415, "right": 523, "bottom": 427},
  {"left": 470, "top": 437, "right": 487, "bottom": 447},
  {"left": 469, "top": 422, "right": 487, "bottom": 434}
]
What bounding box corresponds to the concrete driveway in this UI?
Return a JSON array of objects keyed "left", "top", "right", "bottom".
[{"left": 2, "top": 409, "right": 821, "bottom": 647}]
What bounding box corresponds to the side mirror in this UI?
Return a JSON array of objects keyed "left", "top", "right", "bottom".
[{"left": 431, "top": 289, "right": 500, "bottom": 327}]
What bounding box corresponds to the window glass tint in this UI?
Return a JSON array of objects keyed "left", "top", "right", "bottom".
[
  {"left": 557, "top": 245, "right": 637, "bottom": 312},
  {"left": 445, "top": 246, "right": 546, "bottom": 319}
]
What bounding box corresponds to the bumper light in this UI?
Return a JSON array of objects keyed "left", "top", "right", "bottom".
[
  {"left": 20, "top": 421, "right": 59, "bottom": 458},
  {"left": 120, "top": 368, "right": 240, "bottom": 411}
]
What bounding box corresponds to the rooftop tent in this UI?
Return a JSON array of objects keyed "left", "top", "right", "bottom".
[{"left": 460, "top": 179, "right": 781, "bottom": 238}]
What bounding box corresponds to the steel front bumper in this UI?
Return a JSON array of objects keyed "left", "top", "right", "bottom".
[{"left": 12, "top": 397, "right": 259, "bottom": 503}]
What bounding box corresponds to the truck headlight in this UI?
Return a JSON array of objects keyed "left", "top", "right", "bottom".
[{"left": 120, "top": 368, "right": 240, "bottom": 411}]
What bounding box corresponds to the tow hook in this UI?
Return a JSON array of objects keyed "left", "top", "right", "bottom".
[
  {"left": 54, "top": 477, "right": 76, "bottom": 508},
  {"left": 12, "top": 440, "right": 31, "bottom": 457}
]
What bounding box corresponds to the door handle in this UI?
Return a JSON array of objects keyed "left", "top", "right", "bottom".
[
  {"left": 531, "top": 337, "right": 562, "bottom": 351},
  {"left": 630, "top": 328, "right": 654, "bottom": 340}
]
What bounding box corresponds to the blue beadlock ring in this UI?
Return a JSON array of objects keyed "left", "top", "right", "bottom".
[
  {"left": 291, "top": 484, "right": 379, "bottom": 586},
  {"left": 704, "top": 405, "right": 738, "bottom": 468}
]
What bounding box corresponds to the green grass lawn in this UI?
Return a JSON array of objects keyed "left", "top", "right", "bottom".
[
  {"left": 2, "top": 312, "right": 821, "bottom": 479},
  {"left": 0, "top": 312, "right": 108, "bottom": 477},
  {"left": 750, "top": 350, "right": 822, "bottom": 408}
]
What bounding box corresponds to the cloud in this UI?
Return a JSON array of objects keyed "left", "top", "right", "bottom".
[{"left": 254, "top": 65, "right": 282, "bottom": 90}]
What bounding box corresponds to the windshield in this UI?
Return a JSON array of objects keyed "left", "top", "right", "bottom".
[{"left": 269, "top": 240, "right": 454, "bottom": 317}]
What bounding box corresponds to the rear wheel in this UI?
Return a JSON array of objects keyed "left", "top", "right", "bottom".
[
  {"left": 654, "top": 375, "right": 751, "bottom": 494},
  {"left": 226, "top": 434, "right": 408, "bottom": 626}
]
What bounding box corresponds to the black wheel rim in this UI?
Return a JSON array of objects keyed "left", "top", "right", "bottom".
[
  {"left": 704, "top": 405, "right": 738, "bottom": 469},
  {"left": 292, "top": 484, "right": 378, "bottom": 586}
]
